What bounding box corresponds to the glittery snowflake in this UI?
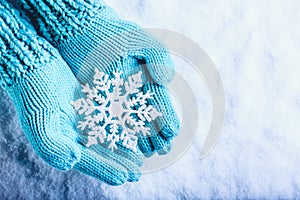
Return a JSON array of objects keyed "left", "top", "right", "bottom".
[{"left": 71, "top": 68, "right": 162, "bottom": 152}]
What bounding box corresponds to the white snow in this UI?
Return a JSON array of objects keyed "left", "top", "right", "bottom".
[
  {"left": 0, "top": 0, "right": 300, "bottom": 199},
  {"left": 101, "top": 0, "right": 300, "bottom": 199}
]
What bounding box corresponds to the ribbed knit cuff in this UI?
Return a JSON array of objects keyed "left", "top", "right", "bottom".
[
  {"left": 16, "top": 0, "right": 107, "bottom": 45},
  {"left": 0, "top": 2, "right": 57, "bottom": 88}
]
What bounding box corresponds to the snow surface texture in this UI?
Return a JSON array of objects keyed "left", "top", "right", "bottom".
[{"left": 1, "top": 0, "right": 300, "bottom": 199}]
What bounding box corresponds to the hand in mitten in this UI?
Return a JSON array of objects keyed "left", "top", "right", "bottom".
[
  {"left": 15, "top": 0, "right": 181, "bottom": 156},
  {"left": 0, "top": 1, "right": 143, "bottom": 185}
]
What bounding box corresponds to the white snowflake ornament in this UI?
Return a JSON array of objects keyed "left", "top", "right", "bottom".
[{"left": 71, "top": 68, "right": 162, "bottom": 152}]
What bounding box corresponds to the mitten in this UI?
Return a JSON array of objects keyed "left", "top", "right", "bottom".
[
  {"left": 0, "top": 1, "right": 143, "bottom": 185},
  {"left": 14, "top": 0, "right": 181, "bottom": 156}
]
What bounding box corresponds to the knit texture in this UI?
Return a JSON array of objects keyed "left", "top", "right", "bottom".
[
  {"left": 0, "top": 1, "right": 143, "bottom": 185},
  {"left": 15, "top": 0, "right": 181, "bottom": 155}
]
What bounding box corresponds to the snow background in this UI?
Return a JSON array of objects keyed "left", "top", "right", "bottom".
[{"left": 1, "top": 0, "right": 300, "bottom": 199}]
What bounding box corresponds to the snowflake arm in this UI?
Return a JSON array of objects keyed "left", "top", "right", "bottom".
[{"left": 71, "top": 69, "right": 163, "bottom": 152}]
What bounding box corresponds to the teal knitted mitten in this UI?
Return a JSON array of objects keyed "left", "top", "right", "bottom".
[
  {"left": 15, "top": 0, "right": 181, "bottom": 156},
  {"left": 0, "top": 1, "right": 143, "bottom": 185}
]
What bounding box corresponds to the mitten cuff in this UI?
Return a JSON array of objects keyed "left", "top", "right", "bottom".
[
  {"left": 16, "top": 0, "right": 107, "bottom": 45},
  {"left": 0, "top": 2, "right": 56, "bottom": 88}
]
